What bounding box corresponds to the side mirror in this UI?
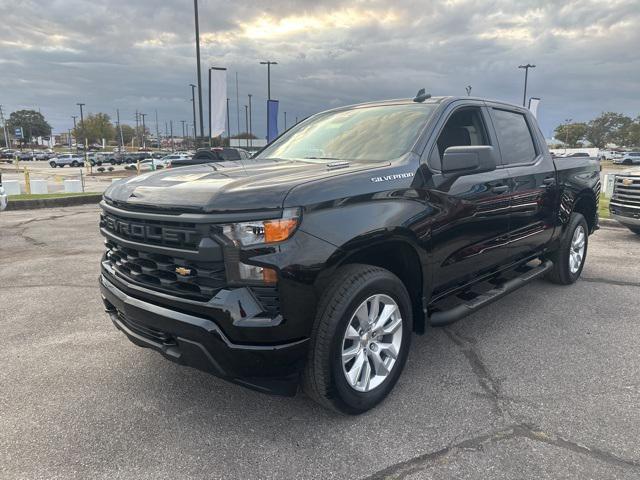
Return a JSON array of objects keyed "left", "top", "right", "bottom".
[{"left": 442, "top": 145, "right": 497, "bottom": 175}]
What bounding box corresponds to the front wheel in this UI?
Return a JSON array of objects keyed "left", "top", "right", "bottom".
[
  {"left": 546, "top": 212, "right": 588, "bottom": 285},
  {"left": 303, "top": 264, "right": 412, "bottom": 414},
  {"left": 71, "top": 161, "right": 79, "bottom": 167},
  {"left": 49, "top": 161, "right": 57, "bottom": 168}
]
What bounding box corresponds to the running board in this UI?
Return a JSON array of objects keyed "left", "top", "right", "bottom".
[{"left": 428, "top": 260, "right": 553, "bottom": 327}]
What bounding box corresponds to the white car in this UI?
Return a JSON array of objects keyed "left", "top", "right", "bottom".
[
  {"left": 49, "top": 153, "right": 85, "bottom": 168},
  {"left": 613, "top": 152, "right": 640, "bottom": 165},
  {"left": 0, "top": 175, "right": 7, "bottom": 211},
  {"left": 161, "top": 153, "right": 193, "bottom": 168}
]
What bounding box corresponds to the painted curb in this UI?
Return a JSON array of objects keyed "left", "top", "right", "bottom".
[{"left": 5, "top": 194, "right": 103, "bottom": 211}]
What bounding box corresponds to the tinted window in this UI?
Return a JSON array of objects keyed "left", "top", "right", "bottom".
[
  {"left": 492, "top": 109, "right": 537, "bottom": 164},
  {"left": 429, "top": 107, "right": 489, "bottom": 170}
]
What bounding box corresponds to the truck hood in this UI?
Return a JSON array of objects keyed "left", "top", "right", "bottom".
[{"left": 104, "top": 159, "right": 386, "bottom": 213}]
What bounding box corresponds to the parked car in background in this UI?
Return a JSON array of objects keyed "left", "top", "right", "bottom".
[
  {"left": 1, "top": 149, "right": 18, "bottom": 161},
  {"left": 159, "top": 152, "right": 193, "bottom": 167},
  {"left": 613, "top": 152, "right": 640, "bottom": 165},
  {"left": 564, "top": 152, "right": 590, "bottom": 158},
  {"left": 610, "top": 168, "right": 640, "bottom": 234},
  {"left": 16, "top": 151, "right": 35, "bottom": 161},
  {"left": 49, "top": 153, "right": 85, "bottom": 168},
  {"left": 168, "top": 147, "right": 249, "bottom": 167}
]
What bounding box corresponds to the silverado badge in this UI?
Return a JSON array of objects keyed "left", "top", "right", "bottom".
[{"left": 175, "top": 267, "right": 192, "bottom": 276}]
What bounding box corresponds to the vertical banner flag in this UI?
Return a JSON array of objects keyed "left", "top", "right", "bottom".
[
  {"left": 528, "top": 97, "right": 541, "bottom": 119},
  {"left": 267, "top": 99, "right": 279, "bottom": 142},
  {"left": 210, "top": 68, "right": 227, "bottom": 138}
]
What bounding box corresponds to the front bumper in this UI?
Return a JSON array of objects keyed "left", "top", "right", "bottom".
[
  {"left": 610, "top": 202, "right": 640, "bottom": 228},
  {"left": 100, "top": 275, "right": 309, "bottom": 396}
]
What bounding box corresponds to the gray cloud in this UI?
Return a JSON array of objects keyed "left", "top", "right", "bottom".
[{"left": 1, "top": 0, "right": 639, "bottom": 139}]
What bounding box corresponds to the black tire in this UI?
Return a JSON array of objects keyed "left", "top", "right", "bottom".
[
  {"left": 627, "top": 226, "right": 640, "bottom": 235},
  {"left": 546, "top": 212, "right": 588, "bottom": 285},
  {"left": 110, "top": 159, "right": 116, "bottom": 165},
  {"left": 49, "top": 161, "right": 57, "bottom": 168},
  {"left": 71, "top": 160, "right": 79, "bottom": 167},
  {"left": 303, "top": 264, "right": 412, "bottom": 414},
  {"left": 96, "top": 161, "right": 103, "bottom": 166},
  {"left": 624, "top": 159, "right": 632, "bottom": 165}
]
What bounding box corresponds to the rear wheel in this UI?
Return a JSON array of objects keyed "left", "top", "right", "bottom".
[
  {"left": 49, "top": 161, "right": 57, "bottom": 168},
  {"left": 303, "top": 264, "right": 412, "bottom": 414},
  {"left": 546, "top": 212, "right": 588, "bottom": 285},
  {"left": 71, "top": 160, "right": 79, "bottom": 167}
]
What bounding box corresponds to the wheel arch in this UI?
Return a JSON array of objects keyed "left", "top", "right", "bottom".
[{"left": 324, "top": 234, "right": 427, "bottom": 334}]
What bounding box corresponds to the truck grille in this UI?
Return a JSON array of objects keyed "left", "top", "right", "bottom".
[
  {"left": 104, "top": 238, "right": 226, "bottom": 301},
  {"left": 612, "top": 176, "right": 640, "bottom": 209},
  {"left": 100, "top": 211, "right": 206, "bottom": 250}
]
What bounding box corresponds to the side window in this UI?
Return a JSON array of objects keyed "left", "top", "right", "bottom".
[
  {"left": 491, "top": 109, "right": 537, "bottom": 165},
  {"left": 430, "top": 107, "right": 490, "bottom": 170}
]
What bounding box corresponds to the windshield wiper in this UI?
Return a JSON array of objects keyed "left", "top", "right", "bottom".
[{"left": 303, "top": 156, "right": 339, "bottom": 160}]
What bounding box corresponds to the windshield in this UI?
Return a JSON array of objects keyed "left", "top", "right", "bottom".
[{"left": 256, "top": 104, "right": 436, "bottom": 162}]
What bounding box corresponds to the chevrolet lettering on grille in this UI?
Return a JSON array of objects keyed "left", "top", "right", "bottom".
[{"left": 102, "top": 214, "right": 199, "bottom": 244}]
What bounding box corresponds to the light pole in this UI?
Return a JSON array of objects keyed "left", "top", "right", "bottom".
[
  {"left": 226, "top": 98, "right": 231, "bottom": 145},
  {"left": 235, "top": 72, "right": 240, "bottom": 143},
  {"left": 139, "top": 113, "right": 147, "bottom": 149},
  {"left": 248, "top": 94, "right": 253, "bottom": 148},
  {"left": 190, "top": 84, "right": 197, "bottom": 148},
  {"left": 260, "top": 61, "right": 277, "bottom": 140},
  {"left": 116, "top": 109, "right": 124, "bottom": 151},
  {"left": 284, "top": 111, "right": 287, "bottom": 131},
  {"left": 76, "top": 103, "right": 86, "bottom": 162},
  {"left": 518, "top": 64, "right": 536, "bottom": 107},
  {"left": 181, "top": 120, "right": 186, "bottom": 149},
  {"left": 155, "top": 110, "right": 160, "bottom": 151},
  {"left": 71, "top": 115, "right": 78, "bottom": 151},
  {"left": 192, "top": 0, "right": 204, "bottom": 140},
  {"left": 244, "top": 105, "right": 249, "bottom": 148}
]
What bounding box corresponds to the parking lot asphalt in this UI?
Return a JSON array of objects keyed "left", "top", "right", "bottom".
[{"left": 1, "top": 206, "right": 639, "bottom": 479}]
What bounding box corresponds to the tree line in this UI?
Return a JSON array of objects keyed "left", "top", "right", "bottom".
[
  {"left": 554, "top": 112, "right": 640, "bottom": 149},
  {"left": 3, "top": 109, "right": 149, "bottom": 146}
]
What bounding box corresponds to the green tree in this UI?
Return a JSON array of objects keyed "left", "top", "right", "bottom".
[
  {"left": 6, "top": 109, "right": 52, "bottom": 145},
  {"left": 625, "top": 118, "right": 640, "bottom": 148},
  {"left": 585, "top": 112, "right": 632, "bottom": 148},
  {"left": 554, "top": 122, "right": 587, "bottom": 147},
  {"left": 73, "top": 112, "right": 115, "bottom": 144}
]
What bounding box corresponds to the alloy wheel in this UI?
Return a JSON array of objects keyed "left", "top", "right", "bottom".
[{"left": 341, "top": 294, "right": 403, "bottom": 392}]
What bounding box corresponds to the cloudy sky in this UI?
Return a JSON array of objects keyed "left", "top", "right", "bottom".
[{"left": 1, "top": 0, "right": 639, "bottom": 140}]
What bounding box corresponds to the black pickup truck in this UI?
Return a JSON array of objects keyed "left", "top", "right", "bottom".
[{"left": 99, "top": 95, "right": 600, "bottom": 414}]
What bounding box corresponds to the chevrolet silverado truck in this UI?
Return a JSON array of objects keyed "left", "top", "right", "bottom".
[
  {"left": 99, "top": 95, "right": 600, "bottom": 414},
  {"left": 609, "top": 168, "right": 640, "bottom": 234}
]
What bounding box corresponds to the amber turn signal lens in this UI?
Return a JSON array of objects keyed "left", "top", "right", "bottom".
[
  {"left": 264, "top": 218, "right": 298, "bottom": 243},
  {"left": 262, "top": 267, "right": 278, "bottom": 284}
]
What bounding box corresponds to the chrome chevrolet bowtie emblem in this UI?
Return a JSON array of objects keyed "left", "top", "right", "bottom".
[{"left": 175, "top": 267, "right": 192, "bottom": 276}]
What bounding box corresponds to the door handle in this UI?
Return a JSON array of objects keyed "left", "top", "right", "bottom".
[
  {"left": 491, "top": 185, "right": 509, "bottom": 194},
  {"left": 542, "top": 177, "right": 556, "bottom": 186}
]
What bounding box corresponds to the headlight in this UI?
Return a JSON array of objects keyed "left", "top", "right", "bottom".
[{"left": 222, "top": 208, "right": 301, "bottom": 246}]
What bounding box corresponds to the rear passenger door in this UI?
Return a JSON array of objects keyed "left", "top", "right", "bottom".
[{"left": 487, "top": 106, "right": 556, "bottom": 263}]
